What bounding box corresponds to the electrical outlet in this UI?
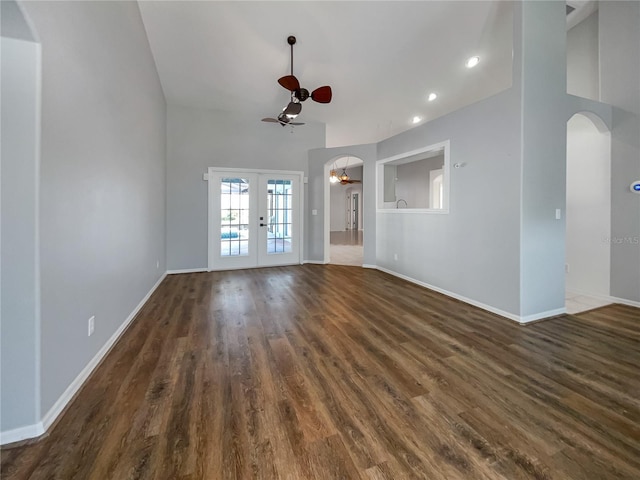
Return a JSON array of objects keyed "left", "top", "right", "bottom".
[
  {"left": 394, "top": 253, "right": 398, "bottom": 261},
  {"left": 156, "top": 260, "right": 160, "bottom": 269},
  {"left": 88, "top": 316, "right": 95, "bottom": 336},
  {"left": 565, "top": 264, "right": 570, "bottom": 273}
]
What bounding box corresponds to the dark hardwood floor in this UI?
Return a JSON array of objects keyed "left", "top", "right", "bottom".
[{"left": 2, "top": 265, "right": 639, "bottom": 479}]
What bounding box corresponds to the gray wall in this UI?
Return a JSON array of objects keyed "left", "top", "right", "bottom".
[
  {"left": 395, "top": 155, "right": 444, "bottom": 209},
  {"left": 20, "top": 0, "right": 167, "bottom": 418},
  {"left": 567, "top": 11, "right": 599, "bottom": 101},
  {"left": 316, "top": 2, "right": 571, "bottom": 320},
  {"left": 376, "top": 89, "right": 522, "bottom": 316},
  {"left": 1, "top": 12, "right": 41, "bottom": 432},
  {"left": 166, "top": 104, "right": 325, "bottom": 271},
  {"left": 600, "top": 1, "right": 640, "bottom": 303},
  {"left": 517, "top": 0, "right": 567, "bottom": 317}
]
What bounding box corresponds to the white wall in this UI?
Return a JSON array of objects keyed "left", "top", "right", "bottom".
[
  {"left": 566, "top": 113, "right": 611, "bottom": 296},
  {"left": 166, "top": 105, "right": 325, "bottom": 271},
  {"left": 1, "top": 32, "right": 41, "bottom": 434},
  {"left": 19, "top": 0, "right": 167, "bottom": 423},
  {"left": 567, "top": 11, "right": 599, "bottom": 101}
]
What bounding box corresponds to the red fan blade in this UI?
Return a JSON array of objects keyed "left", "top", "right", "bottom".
[
  {"left": 311, "top": 86, "right": 332, "bottom": 103},
  {"left": 278, "top": 75, "right": 300, "bottom": 91}
]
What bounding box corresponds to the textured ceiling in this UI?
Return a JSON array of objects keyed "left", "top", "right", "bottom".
[{"left": 138, "top": 1, "right": 516, "bottom": 147}]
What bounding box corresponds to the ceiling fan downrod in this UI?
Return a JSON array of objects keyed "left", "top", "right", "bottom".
[{"left": 288, "top": 35, "right": 296, "bottom": 77}]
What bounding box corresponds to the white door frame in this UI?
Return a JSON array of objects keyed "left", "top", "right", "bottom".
[{"left": 206, "top": 167, "right": 304, "bottom": 271}]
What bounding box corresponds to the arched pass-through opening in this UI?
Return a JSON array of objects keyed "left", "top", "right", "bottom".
[
  {"left": 325, "top": 155, "right": 364, "bottom": 266},
  {"left": 565, "top": 112, "right": 612, "bottom": 313}
]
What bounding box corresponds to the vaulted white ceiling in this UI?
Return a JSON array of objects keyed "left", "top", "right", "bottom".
[{"left": 138, "top": 1, "right": 516, "bottom": 147}]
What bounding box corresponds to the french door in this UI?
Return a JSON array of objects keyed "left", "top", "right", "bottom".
[{"left": 207, "top": 168, "right": 302, "bottom": 270}]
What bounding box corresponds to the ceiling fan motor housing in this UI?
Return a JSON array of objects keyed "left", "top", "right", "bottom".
[{"left": 295, "top": 88, "right": 310, "bottom": 102}]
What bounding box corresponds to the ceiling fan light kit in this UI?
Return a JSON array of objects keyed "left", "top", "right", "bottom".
[{"left": 262, "top": 35, "right": 332, "bottom": 127}]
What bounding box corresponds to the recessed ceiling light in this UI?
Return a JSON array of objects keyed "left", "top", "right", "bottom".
[
  {"left": 428, "top": 93, "right": 437, "bottom": 102},
  {"left": 412, "top": 116, "right": 421, "bottom": 124},
  {"left": 466, "top": 56, "right": 480, "bottom": 68}
]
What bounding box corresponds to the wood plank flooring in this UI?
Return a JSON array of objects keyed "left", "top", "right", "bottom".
[{"left": 2, "top": 265, "right": 639, "bottom": 479}]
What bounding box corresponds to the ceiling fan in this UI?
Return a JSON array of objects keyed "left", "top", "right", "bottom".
[
  {"left": 330, "top": 167, "right": 361, "bottom": 185},
  {"left": 261, "top": 113, "right": 305, "bottom": 127},
  {"left": 262, "top": 35, "right": 332, "bottom": 126}
]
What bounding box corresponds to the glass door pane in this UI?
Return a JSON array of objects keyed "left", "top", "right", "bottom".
[
  {"left": 266, "top": 179, "right": 292, "bottom": 254},
  {"left": 209, "top": 171, "right": 258, "bottom": 270},
  {"left": 220, "top": 177, "right": 250, "bottom": 257},
  {"left": 258, "top": 174, "right": 300, "bottom": 267}
]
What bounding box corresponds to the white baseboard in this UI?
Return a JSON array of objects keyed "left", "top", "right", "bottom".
[
  {"left": 609, "top": 296, "right": 640, "bottom": 309},
  {"left": 1, "top": 272, "right": 167, "bottom": 446},
  {"left": 0, "top": 422, "right": 45, "bottom": 445},
  {"left": 519, "top": 308, "right": 567, "bottom": 324},
  {"left": 566, "top": 288, "right": 640, "bottom": 310},
  {"left": 167, "top": 268, "right": 208, "bottom": 274},
  {"left": 375, "top": 266, "right": 566, "bottom": 324},
  {"left": 303, "top": 260, "right": 328, "bottom": 265},
  {"left": 362, "top": 264, "right": 377, "bottom": 269}
]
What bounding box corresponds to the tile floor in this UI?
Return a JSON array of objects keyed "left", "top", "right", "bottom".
[
  {"left": 565, "top": 291, "right": 612, "bottom": 314},
  {"left": 330, "top": 230, "right": 363, "bottom": 266}
]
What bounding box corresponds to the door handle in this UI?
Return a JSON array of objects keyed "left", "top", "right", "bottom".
[{"left": 260, "top": 223, "right": 267, "bottom": 227}]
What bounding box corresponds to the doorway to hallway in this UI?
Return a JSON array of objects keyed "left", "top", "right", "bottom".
[
  {"left": 329, "top": 230, "right": 363, "bottom": 266},
  {"left": 328, "top": 157, "right": 364, "bottom": 266}
]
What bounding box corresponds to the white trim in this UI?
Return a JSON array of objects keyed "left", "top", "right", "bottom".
[
  {"left": 609, "top": 296, "right": 640, "bottom": 309},
  {"left": 167, "top": 268, "right": 208, "bottom": 275},
  {"left": 324, "top": 163, "right": 331, "bottom": 264},
  {"left": 519, "top": 308, "right": 567, "bottom": 324},
  {"left": 362, "top": 264, "right": 377, "bottom": 269},
  {"left": 1, "top": 273, "right": 167, "bottom": 445},
  {"left": 34, "top": 42, "right": 43, "bottom": 426},
  {"left": 303, "top": 260, "right": 328, "bottom": 265},
  {"left": 376, "top": 266, "right": 566, "bottom": 324},
  {"left": 376, "top": 140, "right": 450, "bottom": 213},
  {"left": 0, "top": 422, "right": 45, "bottom": 446}
]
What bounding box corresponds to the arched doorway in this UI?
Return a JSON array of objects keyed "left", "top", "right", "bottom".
[
  {"left": 327, "top": 155, "right": 363, "bottom": 266},
  {"left": 565, "top": 112, "right": 612, "bottom": 313}
]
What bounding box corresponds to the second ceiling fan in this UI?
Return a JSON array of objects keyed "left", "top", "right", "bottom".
[{"left": 262, "top": 35, "right": 332, "bottom": 126}]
